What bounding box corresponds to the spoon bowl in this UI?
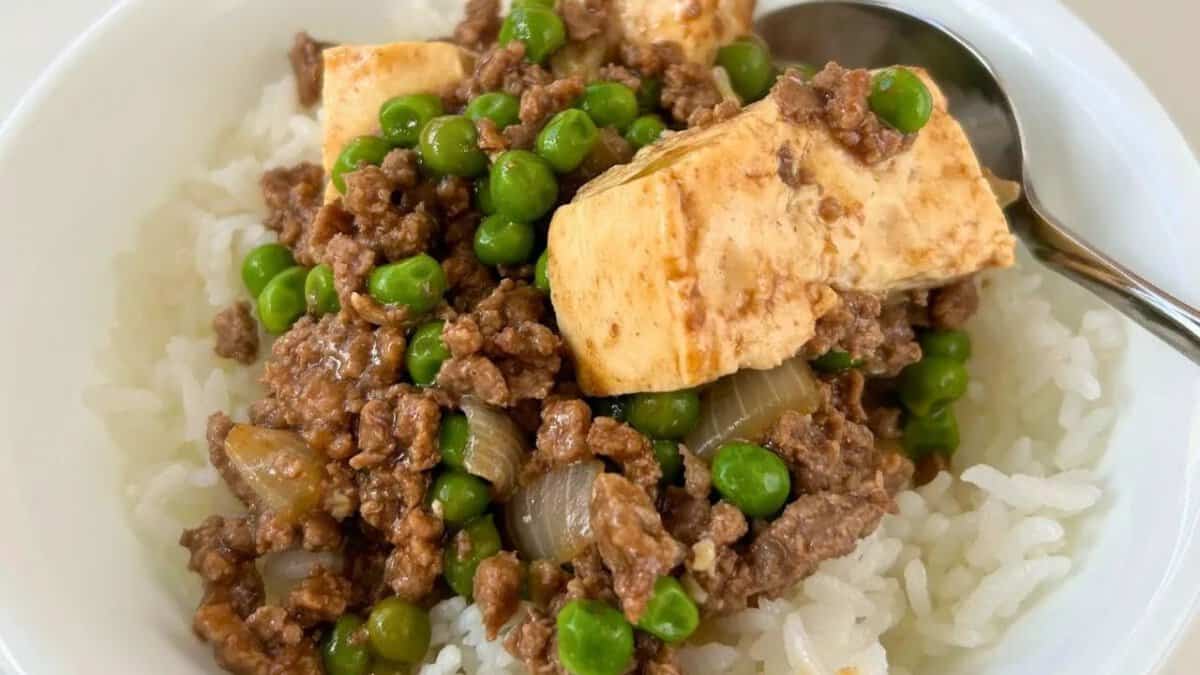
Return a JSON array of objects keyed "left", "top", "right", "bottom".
[{"left": 756, "top": 0, "right": 1200, "bottom": 364}]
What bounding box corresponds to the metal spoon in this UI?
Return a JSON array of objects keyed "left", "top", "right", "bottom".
[{"left": 756, "top": 0, "right": 1200, "bottom": 364}]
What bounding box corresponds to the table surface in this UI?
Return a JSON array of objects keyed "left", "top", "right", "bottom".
[{"left": 1, "top": 1, "right": 1197, "bottom": 673}]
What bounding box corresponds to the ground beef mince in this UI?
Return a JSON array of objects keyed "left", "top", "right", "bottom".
[
  {"left": 744, "top": 485, "right": 891, "bottom": 596},
  {"left": 289, "top": 32, "right": 328, "bottom": 107},
  {"left": 930, "top": 277, "right": 981, "bottom": 329},
  {"left": 662, "top": 62, "right": 724, "bottom": 126},
  {"left": 213, "top": 302, "right": 260, "bottom": 365},
  {"left": 437, "top": 280, "right": 562, "bottom": 406},
  {"left": 774, "top": 63, "right": 913, "bottom": 165},
  {"left": 803, "top": 291, "right": 922, "bottom": 377},
  {"left": 590, "top": 473, "right": 686, "bottom": 621},
  {"left": 561, "top": 0, "right": 610, "bottom": 41},
  {"left": 206, "top": 412, "right": 257, "bottom": 507},
  {"left": 261, "top": 163, "right": 326, "bottom": 265},
  {"left": 457, "top": 42, "right": 553, "bottom": 103},
  {"left": 475, "top": 551, "right": 524, "bottom": 639},
  {"left": 619, "top": 41, "right": 685, "bottom": 78},
  {"left": 587, "top": 417, "right": 662, "bottom": 497},
  {"left": 767, "top": 373, "right": 914, "bottom": 495},
  {"left": 187, "top": 14, "right": 950, "bottom": 675},
  {"left": 453, "top": 0, "right": 502, "bottom": 50},
  {"left": 251, "top": 314, "right": 405, "bottom": 459},
  {"left": 529, "top": 398, "right": 594, "bottom": 477},
  {"left": 505, "top": 609, "right": 559, "bottom": 675}
]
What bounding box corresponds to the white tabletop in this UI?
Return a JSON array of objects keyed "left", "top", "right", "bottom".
[{"left": 0, "top": 1, "right": 1197, "bottom": 673}]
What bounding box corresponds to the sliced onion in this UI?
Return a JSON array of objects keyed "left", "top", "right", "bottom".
[
  {"left": 225, "top": 425, "right": 326, "bottom": 520},
  {"left": 461, "top": 396, "right": 529, "bottom": 500},
  {"left": 506, "top": 461, "right": 603, "bottom": 563},
  {"left": 684, "top": 357, "right": 823, "bottom": 459},
  {"left": 260, "top": 550, "right": 344, "bottom": 604}
]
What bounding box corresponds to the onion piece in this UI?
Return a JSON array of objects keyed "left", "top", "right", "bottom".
[
  {"left": 506, "top": 461, "right": 603, "bottom": 563},
  {"left": 684, "top": 357, "right": 823, "bottom": 459},
  {"left": 224, "top": 425, "right": 326, "bottom": 520},
  {"left": 260, "top": 550, "right": 344, "bottom": 603},
  {"left": 461, "top": 396, "right": 529, "bottom": 500}
]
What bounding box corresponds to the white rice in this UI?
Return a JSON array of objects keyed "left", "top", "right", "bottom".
[{"left": 91, "top": 73, "right": 1125, "bottom": 674}]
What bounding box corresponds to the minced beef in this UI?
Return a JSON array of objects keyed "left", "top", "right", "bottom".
[
  {"left": 766, "top": 374, "right": 914, "bottom": 495},
  {"left": 436, "top": 280, "right": 561, "bottom": 406},
  {"left": 504, "top": 76, "right": 586, "bottom": 150},
  {"left": 251, "top": 314, "right": 406, "bottom": 459},
  {"left": 774, "top": 64, "right": 912, "bottom": 165},
  {"left": 803, "top": 291, "right": 922, "bottom": 377},
  {"left": 561, "top": 0, "right": 610, "bottom": 41},
  {"left": 474, "top": 551, "right": 524, "bottom": 639},
  {"left": 261, "top": 164, "right": 325, "bottom": 265},
  {"left": 590, "top": 474, "right": 686, "bottom": 621},
  {"left": 619, "top": 41, "right": 684, "bottom": 78},
  {"left": 213, "top": 302, "right": 259, "bottom": 365},
  {"left": 662, "top": 62, "right": 723, "bottom": 126},
  {"left": 930, "top": 278, "right": 980, "bottom": 329},
  {"left": 457, "top": 42, "right": 553, "bottom": 102},
  {"left": 289, "top": 32, "right": 328, "bottom": 107},
  {"left": 587, "top": 417, "right": 661, "bottom": 497},
  {"left": 529, "top": 398, "right": 594, "bottom": 477},
  {"left": 453, "top": 0, "right": 501, "bottom": 50}
]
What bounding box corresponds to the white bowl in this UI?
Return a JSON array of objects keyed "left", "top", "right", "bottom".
[{"left": 1, "top": 0, "right": 1198, "bottom": 673}]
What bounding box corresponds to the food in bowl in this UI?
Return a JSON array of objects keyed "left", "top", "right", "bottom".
[{"left": 92, "top": 1, "right": 1123, "bottom": 674}]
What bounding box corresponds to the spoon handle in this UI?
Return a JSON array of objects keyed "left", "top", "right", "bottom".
[{"left": 1014, "top": 194, "right": 1200, "bottom": 365}]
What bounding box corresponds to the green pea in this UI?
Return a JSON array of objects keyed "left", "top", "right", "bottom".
[
  {"left": 534, "top": 249, "right": 551, "bottom": 293},
  {"left": 626, "top": 390, "right": 701, "bottom": 440},
  {"left": 257, "top": 266, "right": 308, "bottom": 334},
  {"left": 322, "top": 615, "right": 371, "bottom": 675},
  {"left": 474, "top": 214, "right": 537, "bottom": 266},
  {"left": 430, "top": 470, "right": 491, "bottom": 526},
  {"left": 716, "top": 38, "right": 775, "bottom": 103},
  {"left": 919, "top": 330, "right": 972, "bottom": 362},
  {"left": 536, "top": 109, "right": 599, "bottom": 174},
  {"left": 443, "top": 515, "right": 502, "bottom": 599},
  {"left": 636, "top": 577, "right": 699, "bottom": 643},
  {"left": 499, "top": 6, "right": 567, "bottom": 64},
  {"left": 624, "top": 114, "right": 666, "bottom": 149},
  {"left": 242, "top": 243, "right": 296, "bottom": 297},
  {"left": 365, "top": 598, "right": 431, "bottom": 664},
  {"left": 489, "top": 150, "right": 559, "bottom": 223},
  {"left": 636, "top": 77, "right": 662, "bottom": 113},
  {"left": 367, "top": 661, "right": 410, "bottom": 675},
  {"left": 368, "top": 254, "right": 447, "bottom": 313},
  {"left": 556, "top": 599, "right": 634, "bottom": 675},
  {"left": 513, "top": 0, "right": 556, "bottom": 7},
  {"left": 903, "top": 406, "right": 960, "bottom": 459},
  {"left": 712, "top": 442, "right": 791, "bottom": 518},
  {"left": 332, "top": 136, "right": 394, "bottom": 194},
  {"left": 475, "top": 175, "right": 496, "bottom": 215},
  {"left": 897, "top": 356, "right": 968, "bottom": 417},
  {"left": 305, "top": 264, "right": 340, "bottom": 316},
  {"left": 466, "top": 92, "right": 521, "bottom": 129},
  {"left": 380, "top": 94, "right": 444, "bottom": 148},
  {"left": 580, "top": 82, "right": 639, "bottom": 133},
  {"left": 652, "top": 440, "right": 683, "bottom": 485},
  {"left": 418, "top": 115, "right": 487, "bottom": 177},
  {"left": 588, "top": 397, "right": 627, "bottom": 422},
  {"left": 869, "top": 67, "right": 933, "bottom": 134},
  {"left": 406, "top": 321, "right": 450, "bottom": 386},
  {"left": 811, "top": 349, "right": 861, "bottom": 373},
  {"left": 439, "top": 413, "right": 470, "bottom": 470}
]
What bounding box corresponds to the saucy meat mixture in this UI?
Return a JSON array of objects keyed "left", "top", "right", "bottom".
[{"left": 189, "top": 3, "right": 980, "bottom": 674}]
